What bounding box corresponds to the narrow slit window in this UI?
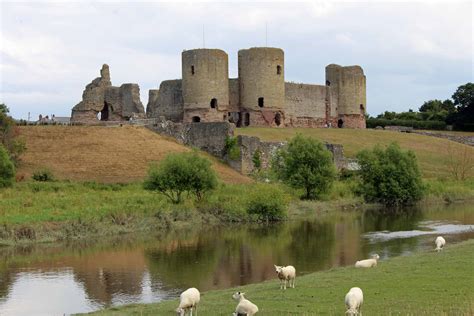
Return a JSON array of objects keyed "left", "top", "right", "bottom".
[
  {"left": 258, "top": 97, "right": 264, "bottom": 108},
  {"left": 191, "top": 65, "right": 195, "bottom": 75},
  {"left": 277, "top": 65, "right": 282, "bottom": 75}
]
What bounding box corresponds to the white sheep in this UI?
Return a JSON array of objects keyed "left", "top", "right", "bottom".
[
  {"left": 345, "top": 287, "right": 363, "bottom": 316},
  {"left": 355, "top": 254, "right": 380, "bottom": 268},
  {"left": 232, "top": 291, "right": 259, "bottom": 316},
  {"left": 274, "top": 265, "right": 296, "bottom": 289},
  {"left": 435, "top": 236, "right": 446, "bottom": 252},
  {"left": 176, "top": 287, "right": 200, "bottom": 316}
]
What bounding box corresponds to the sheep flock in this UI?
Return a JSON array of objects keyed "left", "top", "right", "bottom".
[{"left": 175, "top": 236, "right": 446, "bottom": 315}]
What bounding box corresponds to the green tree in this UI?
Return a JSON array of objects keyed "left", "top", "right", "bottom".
[
  {"left": 144, "top": 151, "right": 217, "bottom": 203},
  {"left": 356, "top": 143, "right": 424, "bottom": 206},
  {"left": 272, "top": 134, "right": 336, "bottom": 200},
  {"left": 0, "top": 103, "right": 26, "bottom": 165},
  {"left": 0, "top": 144, "right": 15, "bottom": 188},
  {"left": 451, "top": 83, "right": 474, "bottom": 129}
]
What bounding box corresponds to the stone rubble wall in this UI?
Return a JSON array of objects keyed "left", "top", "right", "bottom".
[
  {"left": 146, "top": 119, "right": 353, "bottom": 175},
  {"left": 146, "top": 119, "right": 234, "bottom": 157}
]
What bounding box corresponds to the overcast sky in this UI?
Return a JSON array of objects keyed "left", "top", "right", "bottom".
[{"left": 1, "top": 1, "right": 472, "bottom": 120}]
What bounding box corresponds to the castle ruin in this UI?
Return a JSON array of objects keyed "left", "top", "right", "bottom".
[{"left": 72, "top": 47, "right": 366, "bottom": 128}]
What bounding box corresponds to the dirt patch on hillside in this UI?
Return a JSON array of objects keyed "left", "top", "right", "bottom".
[{"left": 17, "top": 126, "right": 251, "bottom": 184}]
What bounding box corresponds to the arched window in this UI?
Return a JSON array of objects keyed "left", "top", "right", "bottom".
[
  {"left": 258, "top": 97, "right": 264, "bottom": 108},
  {"left": 192, "top": 116, "right": 201, "bottom": 123},
  {"left": 277, "top": 65, "right": 282, "bottom": 75},
  {"left": 210, "top": 98, "right": 217, "bottom": 109}
]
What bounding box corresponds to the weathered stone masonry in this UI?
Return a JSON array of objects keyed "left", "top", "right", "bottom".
[
  {"left": 72, "top": 47, "right": 366, "bottom": 129},
  {"left": 71, "top": 64, "right": 146, "bottom": 123},
  {"left": 147, "top": 119, "right": 350, "bottom": 175},
  {"left": 146, "top": 47, "right": 367, "bottom": 129}
]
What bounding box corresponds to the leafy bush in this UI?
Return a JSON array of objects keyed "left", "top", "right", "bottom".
[
  {"left": 32, "top": 169, "right": 55, "bottom": 182},
  {"left": 272, "top": 134, "right": 336, "bottom": 200},
  {"left": 144, "top": 151, "right": 217, "bottom": 203},
  {"left": 0, "top": 144, "right": 15, "bottom": 188},
  {"left": 225, "top": 136, "right": 240, "bottom": 160},
  {"left": 356, "top": 143, "right": 424, "bottom": 206},
  {"left": 252, "top": 149, "right": 262, "bottom": 170},
  {"left": 246, "top": 184, "right": 288, "bottom": 221}
]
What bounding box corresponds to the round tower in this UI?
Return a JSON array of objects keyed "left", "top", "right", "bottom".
[
  {"left": 325, "top": 64, "right": 366, "bottom": 128},
  {"left": 238, "top": 47, "right": 285, "bottom": 126},
  {"left": 182, "top": 49, "right": 229, "bottom": 123}
]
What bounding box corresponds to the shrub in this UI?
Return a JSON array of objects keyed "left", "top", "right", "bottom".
[
  {"left": 252, "top": 149, "right": 262, "bottom": 170},
  {"left": 32, "top": 169, "right": 55, "bottom": 182},
  {"left": 144, "top": 151, "right": 217, "bottom": 203},
  {"left": 356, "top": 142, "right": 424, "bottom": 206},
  {"left": 0, "top": 144, "right": 15, "bottom": 188},
  {"left": 225, "top": 136, "right": 240, "bottom": 160},
  {"left": 272, "top": 134, "right": 336, "bottom": 200},
  {"left": 246, "top": 184, "right": 288, "bottom": 221}
]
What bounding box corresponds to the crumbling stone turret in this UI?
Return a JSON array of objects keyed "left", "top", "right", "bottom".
[{"left": 71, "top": 64, "right": 145, "bottom": 123}]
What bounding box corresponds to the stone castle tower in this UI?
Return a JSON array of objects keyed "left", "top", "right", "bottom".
[{"left": 72, "top": 47, "right": 366, "bottom": 128}]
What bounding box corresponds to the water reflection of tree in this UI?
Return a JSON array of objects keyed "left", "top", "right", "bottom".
[
  {"left": 362, "top": 207, "right": 424, "bottom": 233},
  {"left": 286, "top": 220, "right": 335, "bottom": 272}
]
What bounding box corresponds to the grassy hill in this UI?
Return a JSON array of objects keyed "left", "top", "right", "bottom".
[
  {"left": 17, "top": 126, "right": 251, "bottom": 184},
  {"left": 236, "top": 127, "right": 474, "bottom": 179}
]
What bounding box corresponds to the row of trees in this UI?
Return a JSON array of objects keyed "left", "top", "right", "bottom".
[
  {"left": 368, "top": 83, "right": 474, "bottom": 131},
  {"left": 144, "top": 135, "right": 424, "bottom": 215}
]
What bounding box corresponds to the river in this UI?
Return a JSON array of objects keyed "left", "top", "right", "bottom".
[{"left": 0, "top": 203, "right": 473, "bottom": 315}]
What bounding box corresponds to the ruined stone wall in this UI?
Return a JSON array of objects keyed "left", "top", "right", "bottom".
[
  {"left": 146, "top": 80, "right": 183, "bottom": 122},
  {"left": 228, "top": 135, "right": 347, "bottom": 174},
  {"left": 238, "top": 47, "right": 285, "bottom": 117},
  {"left": 71, "top": 64, "right": 112, "bottom": 123},
  {"left": 71, "top": 64, "right": 145, "bottom": 123},
  {"left": 182, "top": 49, "right": 229, "bottom": 123},
  {"left": 147, "top": 119, "right": 234, "bottom": 157},
  {"left": 284, "top": 82, "right": 333, "bottom": 127},
  {"left": 228, "top": 78, "right": 240, "bottom": 112}
]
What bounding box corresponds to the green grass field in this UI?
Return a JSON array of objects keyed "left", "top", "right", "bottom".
[
  {"left": 85, "top": 239, "right": 474, "bottom": 315},
  {"left": 236, "top": 127, "right": 474, "bottom": 179}
]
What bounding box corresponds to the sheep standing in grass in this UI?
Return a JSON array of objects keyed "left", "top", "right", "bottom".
[
  {"left": 345, "top": 287, "right": 363, "bottom": 316},
  {"left": 435, "top": 236, "right": 446, "bottom": 252},
  {"left": 355, "top": 254, "right": 380, "bottom": 268},
  {"left": 232, "top": 291, "right": 259, "bottom": 316},
  {"left": 274, "top": 265, "right": 296, "bottom": 289},
  {"left": 176, "top": 287, "right": 200, "bottom": 316}
]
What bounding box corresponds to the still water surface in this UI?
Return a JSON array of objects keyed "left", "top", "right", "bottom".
[{"left": 0, "top": 203, "right": 473, "bottom": 315}]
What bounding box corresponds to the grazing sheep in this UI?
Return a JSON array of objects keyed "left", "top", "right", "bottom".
[
  {"left": 176, "top": 287, "right": 200, "bottom": 316},
  {"left": 355, "top": 254, "right": 380, "bottom": 268},
  {"left": 274, "top": 265, "right": 296, "bottom": 289},
  {"left": 435, "top": 236, "right": 446, "bottom": 252},
  {"left": 232, "top": 291, "right": 259, "bottom": 316},
  {"left": 345, "top": 287, "right": 363, "bottom": 316}
]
